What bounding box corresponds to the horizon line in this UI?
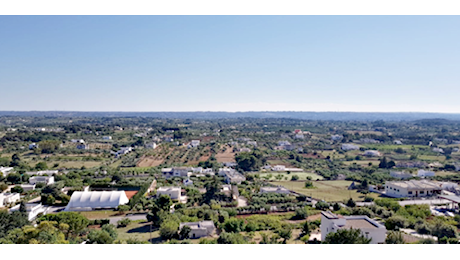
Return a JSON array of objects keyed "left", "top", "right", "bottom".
[{"left": 0, "top": 110, "right": 460, "bottom": 114}]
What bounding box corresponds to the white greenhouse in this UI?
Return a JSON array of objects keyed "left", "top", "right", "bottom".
[{"left": 64, "top": 191, "right": 129, "bottom": 211}]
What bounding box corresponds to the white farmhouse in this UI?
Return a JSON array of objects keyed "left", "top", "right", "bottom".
[
  {"left": 156, "top": 187, "right": 181, "bottom": 200},
  {"left": 364, "top": 150, "right": 380, "bottom": 157},
  {"left": 0, "top": 167, "right": 14, "bottom": 176},
  {"left": 384, "top": 180, "right": 442, "bottom": 198},
  {"left": 247, "top": 141, "right": 257, "bottom": 147},
  {"left": 29, "top": 176, "right": 55, "bottom": 185},
  {"left": 2, "top": 193, "right": 20, "bottom": 205},
  {"left": 273, "top": 165, "right": 286, "bottom": 171},
  {"left": 189, "top": 140, "right": 200, "bottom": 148},
  {"left": 433, "top": 148, "right": 444, "bottom": 153},
  {"left": 417, "top": 169, "right": 435, "bottom": 177},
  {"left": 179, "top": 221, "right": 216, "bottom": 239},
  {"left": 341, "top": 144, "right": 359, "bottom": 151},
  {"left": 10, "top": 203, "right": 48, "bottom": 221},
  {"left": 331, "top": 135, "right": 343, "bottom": 141},
  {"left": 145, "top": 142, "right": 157, "bottom": 149},
  {"left": 321, "top": 211, "right": 386, "bottom": 244}
]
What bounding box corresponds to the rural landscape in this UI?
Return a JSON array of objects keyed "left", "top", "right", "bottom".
[{"left": 1, "top": 113, "right": 460, "bottom": 244}]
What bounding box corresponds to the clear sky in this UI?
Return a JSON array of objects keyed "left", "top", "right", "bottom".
[{"left": 1, "top": 16, "right": 460, "bottom": 113}]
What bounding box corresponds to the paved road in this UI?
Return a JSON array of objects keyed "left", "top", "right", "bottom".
[{"left": 109, "top": 213, "right": 147, "bottom": 224}]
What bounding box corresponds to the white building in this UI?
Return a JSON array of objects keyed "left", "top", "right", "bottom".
[
  {"left": 247, "top": 141, "right": 257, "bottom": 147},
  {"left": 179, "top": 221, "right": 216, "bottom": 239},
  {"left": 71, "top": 139, "right": 85, "bottom": 143},
  {"left": 145, "top": 142, "right": 157, "bottom": 149},
  {"left": 278, "top": 140, "right": 291, "bottom": 146},
  {"left": 2, "top": 193, "right": 21, "bottom": 205},
  {"left": 0, "top": 167, "right": 14, "bottom": 176},
  {"left": 273, "top": 165, "right": 286, "bottom": 171},
  {"left": 364, "top": 150, "right": 381, "bottom": 157},
  {"left": 102, "top": 136, "right": 112, "bottom": 140},
  {"left": 393, "top": 140, "right": 403, "bottom": 145},
  {"left": 384, "top": 180, "right": 442, "bottom": 198},
  {"left": 417, "top": 169, "right": 435, "bottom": 177},
  {"left": 260, "top": 186, "right": 290, "bottom": 194},
  {"left": 183, "top": 179, "right": 193, "bottom": 187},
  {"left": 341, "top": 144, "right": 359, "bottom": 151},
  {"left": 29, "top": 143, "right": 38, "bottom": 149},
  {"left": 76, "top": 143, "right": 89, "bottom": 150},
  {"left": 239, "top": 148, "right": 251, "bottom": 152},
  {"left": 116, "top": 147, "right": 132, "bottom": 156},
  {"left": 218, "top": 168, "right": 246, "bottom": 184},
  {"left": 65, "top": 191, "right": 129, "bottom": 211},
  {"left": 189, "top": 140, "right": 200, "bottom": 148},
  {"left": 331, "top": 135, "right": 343, "bottom": 141},
  {"left": 25, "top": 170, "right": 59, "bottom": 176},
  {"left": 21, "top": 184, "right": 36, "bottom": 192},
  {"left": 295, "top": 134, "right": 304, "bottom": 139},
  {"left": 433, "top": 148, "right": 444, "bottom": 153},
  {"left": 161, "top": 167, "right": 192, "bottom": 179},
  {"left": 10, "top": 203, "right": 48, "bottom": 221},
  {"left": 321, "top": 211, "right": 386, "bottom": 244},
  {"left": 156, "top": 187, "right": 181, "bottom": 200},
  {"left": 29, "top": 176, "right": 55, "bottom": 185},
  {"left": 390, "top": 171, "right": 414, "bottom": 179}
]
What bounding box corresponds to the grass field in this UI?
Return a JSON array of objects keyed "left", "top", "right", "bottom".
[
  {"left": 78, "top": 210, "right": 121, "bottom": 219},
  {"left": 271, "top": 180, "right": 381, "bottom": 202},
  {"left": 50, "top": 160, "right": 104, "bottom": 168},
  {"left": 117, "top": 220, "right": 162, "bottom": 243},
  {"left": 418, "top": 155, "right": 446, "bottom": 161},
  {"left": 253, "top": 172, "right": 324, "bottom": 181}
]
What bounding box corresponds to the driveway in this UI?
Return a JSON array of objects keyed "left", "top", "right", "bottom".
[{"left": 109, "top": 213, "right": 147, "bottom": 224}]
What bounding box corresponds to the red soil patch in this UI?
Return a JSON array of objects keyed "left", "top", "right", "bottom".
[{"left": 124, "top": 191, "right": 139, "bottom": 199}]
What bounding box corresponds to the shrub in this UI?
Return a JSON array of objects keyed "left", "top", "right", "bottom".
[
  {"left": 315, "top": 201, "right": 329, "bottom": 210},
  {"left": 117, "top": 218, "right": 131, "bottom": 228},
  {"left": 364, "top": 196, "right": 374, "bottom": 202},
  {"left": 385, "top": 216, "right": 408, "bottom": 230},
  {"left": 305, "top": 181, "right": 314, "bottom": 189},
  {"left": 291, "top": 175, "right": 299, "bottom": 181}
]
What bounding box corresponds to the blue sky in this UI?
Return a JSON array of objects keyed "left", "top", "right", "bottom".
[{"left": 1, "top": 16, "right": 460, "bottom": 112}]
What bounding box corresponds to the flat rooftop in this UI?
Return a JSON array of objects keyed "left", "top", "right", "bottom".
[
  {"left": 342, "top": 219, "right": 379, "bottom": 229},
  {"left": 387, "top": 180, "right": 442, "bottom": 190}
]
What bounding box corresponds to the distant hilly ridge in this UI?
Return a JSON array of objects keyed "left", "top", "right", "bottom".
[{"left": 1, "top": 111, "right": 460, "bottom": 121}]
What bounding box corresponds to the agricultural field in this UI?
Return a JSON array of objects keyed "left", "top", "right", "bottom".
[
  {"left": 215, "top": 145, "right": 236, "bottom": 162},
  {"left": 272, "top": 180, "right": 381, "bottom": 202},
  {"left": 78, "top": 210, "right": 122, "bottom": 220}
]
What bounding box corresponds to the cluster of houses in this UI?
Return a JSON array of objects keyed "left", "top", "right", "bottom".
[
  {"left": 161, "top": 167, "right": 215, "bottom": 179},
  {"left": 264, "top": 164, "right": 303, "bottom": 172}
]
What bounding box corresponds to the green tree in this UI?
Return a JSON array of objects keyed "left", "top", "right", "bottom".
[
  {"left": 378, "top": 157, "right": 388, "bottom": 169},
  {"left": 0, "top": 221, "right": 68, "bottom": 244},
  {"left": 315, "top": 201, "right": 330, "bottom": 210},
  {"left": 385, "top": 231, "right": 405, "bottom": 244},
  {"left": 293, "top": 207, "right": 308, "bottom": 220},
  {"left": 300, "top": 221, "right": 310, "bottom": 237},
  {"left": 37, "top": 212, "right": 90, "bottom": 238},
  {"left": 35, "top": 162, "right": 48, "bottom": 171},
  {"left": 0, "top": 182, "right": 8, "bottom": 192},
  {"left": 385, "top": 216, "right": 408, "bottom": 230},
  {"left": 0, "top": 210, "right": 30, "bottom": 239},
  {"left": 277, "top": 227, "right": 292, "bottom": 244},
  {"left": 346, "top": 198, "right": 356, "bottom": 208},
  {"left": 179, "top": 225, "right": 191, "bottom": 240},
  {"left": 159, "top": 220, "right": 179, "bottom": 240},
  {"left": 323, "top": 228, "right": 372, "bottom": 244},
  {"left": 217, "top": 232, "right": 247, "bottom": 244},
  {"left": 11, "top": 186, "right": 24, "bottom": 194},
  {"left": 87, "top": 229, "right": 114, "bottom": 244},
  {"left": 291, "top": 175, "right": 299, "bottom": 181}
]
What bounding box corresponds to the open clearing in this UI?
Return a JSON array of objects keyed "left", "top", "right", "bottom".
[
  {"left": 271, "top": 180, "right": 381, "bottom": 202},
  {"left": 78, "top": 210, "right": 123, "bottom": 219},
  {"left": 136, "top": 155, "right": 165, "bottom": 167},
  {"left": 215, "top": 145, "right": 236, "bottom": 162},
  {"left": 117, "top": 220, "right": 162, "bottom": 243}
]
